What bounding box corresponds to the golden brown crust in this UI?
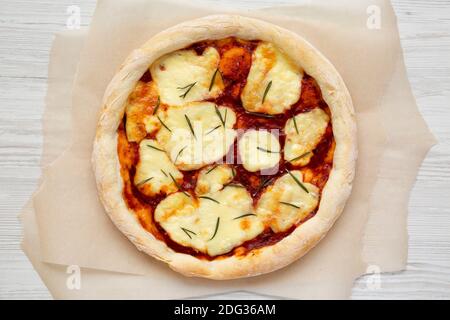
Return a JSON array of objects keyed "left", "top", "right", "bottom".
[{"left": 92, "top": 15, "right": 356, "bottom": 280}]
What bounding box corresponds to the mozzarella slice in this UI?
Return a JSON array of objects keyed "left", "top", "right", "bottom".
[
  {"left": 284, "top": 108, "right": 330, "bottom": 166},
  {"left": 256, "top": 171, "right": 319, "bottom": 233},
  {"left": 125, "top": 81, "right": 161, "bottom": 142},
  {"left": 150, "top": 47, "right": 223, "bottom": 106},
  {"left": 195, "top": 164, "right": 233, "bottom": 195},
  {"left": 156, "top": 102, "right": 237, "bottom": 171},
  {"left": 238, "top": 129, "right": 281, "bottom": 173},
  {"left": 155, "top": 187, "right": 264, "bottom": 256},
  {"left": 241, "top": 42, "right": 302, "bottom": 115},
  {"left": 154, "top": 193, "right": 205, "bottom": 251},
  {"left": 134, "top": 139, "right": 183, "bottom": 197}
]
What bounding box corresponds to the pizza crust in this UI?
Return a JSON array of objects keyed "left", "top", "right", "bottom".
[{"left": 92, "top": 15, "right": 357, "bottom": 280}]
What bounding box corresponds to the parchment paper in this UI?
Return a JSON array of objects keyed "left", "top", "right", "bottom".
[{"left": 21, "top": 0, "right": 435, "bottom": 299}]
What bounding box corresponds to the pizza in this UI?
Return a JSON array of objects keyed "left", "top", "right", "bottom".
[{"left": 93, "top": 15, "right": 356, "bottom": 279}]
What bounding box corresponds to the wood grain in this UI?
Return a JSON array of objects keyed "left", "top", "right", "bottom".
[{"left": 0, "top": 0, "right": 449, "bottom": 299}]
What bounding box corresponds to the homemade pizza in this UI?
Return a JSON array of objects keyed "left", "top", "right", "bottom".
[{"left": 93, "top": 15, "right": 356, "bottom": 279}]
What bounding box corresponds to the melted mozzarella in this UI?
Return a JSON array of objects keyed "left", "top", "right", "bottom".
[
  {"left": 195, "top": 164, "right": 233, "bottom": 195},
  {"left": 284, "top": 108, "right": 330, "bottom": 166},
  {"left": 238, "top": 129, "right": 281, "bottom": 173},
  {"left": 154, "top": 193, "right": 205, "bottom": 250},
  {"left": 155, "top": 187, "right": 264, "bottom": 256},
  {"left": 150, "top": 47, "right": 223, "bottom": 106},
  {"left": 134, "top": 139, "right": 183, "bottom": 196},
  {"left": 241, "top": 42, "right": 302, "bottom": 115},
  {"left": 256, "top": 171, "right": 319, "bottom": 233},
  {"left": 125, "top": 81, "right": 161, "bottom": 142},
  {"left": 156, "top": 102, "right": 237, "bottom": 171}
]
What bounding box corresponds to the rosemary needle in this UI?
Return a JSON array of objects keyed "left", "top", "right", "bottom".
[
  {"left": 205, "top": 165, "right": 218, "bottom": 175},
  {"left": 178, "top": 82, "right": 196, "bottom": 99},
  {"left": 293, "top": 115, "right": 299, "bottom": 134},
  {"left": 225, "top": 183, "right": 245, "bottom": 189},
  {"left": 174, "top": 146, "right": 187, "bottom": 163},
  {"left": 181, "top": 227, "right": 196, "bottom": 239},
  {"left": 214, "top": 105, "right": 225, "bottom": 127},
  {"left": 245, "top": 111, "right": 276, "bottom": 119},
  {"left": 209, "top": 217, "right": 220, "bottom": 241},
  {"left": 184, "top": 114, "right": 196, "bottom": 139},
  {"left": 209, "top": 68, "right": 221, "bottom": 91},
  {"left": 289, "top": 152, "right": 311, "bottom": 162},
  {"left": 206, "top": 125, "right": 221, "bottom": 135},
  {"left": 254, "top": 176, "right": 272, "bottom": 195},
  {"left": 136, "top": 177, "right": 153, "bottom": 187},
  {"left": 279, "top": 201, "right": 301, "bottom": 209},
  {"left": 146, "top": 144, "right": 165, "bottom": 152},
  {"left": 169, "top": 173, "right": 190, "bottom": 197},
  {"left": 233, "top": 213, "right": 257, "bottom": 220},
  {"left": 257, "top": 146, "right": 280, "bottom": 154},
  {"left": 157, "top": 115, "right": 171, "bottom": 132},
  {"left": 262, "top": 80, "right": 272, "bottom": 104},
  {"left": 198, "top": 196, "right": 220, "bottom": 204},
  {"left": 286, "top": 169, "right": 309, "bottom": 193},
  {"left": 153, "top": 96, "right": 160, "bottom": 115}
]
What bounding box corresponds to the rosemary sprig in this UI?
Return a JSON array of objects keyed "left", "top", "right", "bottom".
[
  {"left": 257, "top": 146, "right": 280, "bottom": 154},
  {"left": 178, "top": 82, "right": 196, "bottom": 99},
  {"left": 153, "top": 96, "right": 160, "bottom": 115},
  {"left": 174, "top": 146, "right": 187, "bottom": 163},
  {"left": 169, "top": 173, "right": 190, "bottom": 197},
  {"left": 293, "top": 115, "right": 299, "bottom": 134},
  {"left": 184, "top": 114, "right": 196, "bottom": 139},
  {"left": 181, "top": 227, "right": 197, "bottom": 239},
  {"left": 233, "top": 213, "right": 256, "bottom": 220},
  {"left": 245, "top": 111, "right": 276, "bottom": 118},
  {"left": 279, "top": 201, "right": 301, "bottom": 209},
  {"left": 199, "top": 196, "right": 220, "bottom": 204},
  {"left": 136, "top": 177, "right": 153, "bottom": 187},
  {"left": 157, "top": 115, "right": 171, "bottom": 132},
  {"left": 209, "top": 217, "right": 220, "bottom": 241},
  {"left": 146, "top": 144, "right": 165, "bottom": 152},
  {"left": 289, "top": 151, "right": 311, "bottom": 162},
  {"left": 208, "top": 68, "right": 221, "bottom": 91},
  {"left": 214, "top": 105, "right": 226, "bottom": 127},
  {"left": 206, "top": 165, "right": 218, "bottom": 175},
  {"left": 160, "top": 169, "right": 168, "bottom": 177},
  {"left": 206, "top": 125, "right": 221, "bottom": 135},
  {"left": 286, "top": 169, "right": 309, "bottom": 193},
  {"left": 262, "top": 80, "right": 272, "bottom": 104}
]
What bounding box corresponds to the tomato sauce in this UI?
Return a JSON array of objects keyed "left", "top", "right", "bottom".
[{"left": 117, "top": 38, "right": 334, "bottom": 260}]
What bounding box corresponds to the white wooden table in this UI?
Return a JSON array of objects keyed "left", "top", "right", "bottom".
[{"left": 0, "top": 0, "right": 449, "bottom": 299}]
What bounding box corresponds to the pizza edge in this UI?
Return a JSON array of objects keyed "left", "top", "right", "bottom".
[{"left": 92, "top": 14, "right": 357, "bottom": 280}]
